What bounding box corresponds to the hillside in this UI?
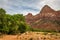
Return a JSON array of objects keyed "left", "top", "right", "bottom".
[{"left": 25, "top": 5, "right": 60, "bottom": 31}]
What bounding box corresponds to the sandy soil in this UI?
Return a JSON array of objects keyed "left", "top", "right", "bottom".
[{"left": 0, "top": 32, "right": 60, "bottom": 40}]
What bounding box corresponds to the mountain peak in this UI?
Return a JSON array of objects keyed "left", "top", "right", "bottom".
[
  {"left": 26, "top": 13, "right": 33, "bottom": 16},
  {"left": 40, "top": 5, "right": 55, "bottom": 13},
  {"left": 25, "top": 13, "right": 33, "bottom": 19},
  {"left": 25, "top": 5, "right": 60, "bottom": 31},
  {"left": 43, "top": 5, "right": 50, "bottom": 8}
]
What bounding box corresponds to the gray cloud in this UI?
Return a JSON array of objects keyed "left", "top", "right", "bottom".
[{"left": 0, "top": 0, "right": 60, "bottom": 15}]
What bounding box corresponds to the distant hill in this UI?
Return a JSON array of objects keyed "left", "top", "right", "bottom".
[{"left": 25, "top": 5, "right": 60, "bottom": 31}]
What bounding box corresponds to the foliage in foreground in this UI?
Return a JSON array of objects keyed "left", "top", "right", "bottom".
[{"left": 0, "top": 8, "right": 31, "bottom": 34}]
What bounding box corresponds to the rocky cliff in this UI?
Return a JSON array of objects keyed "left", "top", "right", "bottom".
[{"left": 25, "top": 5, "right": 60, "bottom": 31}]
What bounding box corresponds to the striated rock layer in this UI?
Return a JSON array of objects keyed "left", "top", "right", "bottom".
[{"left": 25, "top": 5, "right": 60, "bottom": 31}]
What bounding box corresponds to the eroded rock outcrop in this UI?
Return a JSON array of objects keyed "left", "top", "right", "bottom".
[{"left": 25, "top": 5, "right": 60, "bottom": 31}]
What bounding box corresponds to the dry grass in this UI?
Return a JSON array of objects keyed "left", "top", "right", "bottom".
[{"left": 0, "top": 32, "right": 60, "bottom": 40}]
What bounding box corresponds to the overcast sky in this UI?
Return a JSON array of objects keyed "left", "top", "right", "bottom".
[{"left": 0, "top": 0, "right": 60, "bottom": 15}]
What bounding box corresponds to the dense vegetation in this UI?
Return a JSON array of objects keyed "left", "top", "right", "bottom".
[{"left": 0, "top": 8, "right": 31, "bottom": 34}]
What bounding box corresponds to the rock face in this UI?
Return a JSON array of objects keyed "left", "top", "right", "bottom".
[
  {"left": 25, "top": 5, "right": 60, "bottom": 31},
  {"left": 40, "top": 5, "right": 55, "bottom": 13},
  {"left": 25, "top": 13, "right": 34, "bottom": 25}
]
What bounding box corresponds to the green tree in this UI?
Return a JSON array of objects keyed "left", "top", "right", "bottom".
[
  {"left": 0, "top": 8, "right": 6, "bottom": 33},
  {"left": 0, "top": 8, "right": 32, "bottom": 34}
]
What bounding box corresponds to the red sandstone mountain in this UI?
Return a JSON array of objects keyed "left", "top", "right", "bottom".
[
  {"left": 40, "top": 5, "right": 55, "bottom": 13},
  {"left": 25, "top": 5, "right": 60, "bottom": 31},
  {"left": 34, "top": 5, "right": 60, "bottom": 20},
  {"left": 25, "top": 13, "right": 34, "bottom": 25}
]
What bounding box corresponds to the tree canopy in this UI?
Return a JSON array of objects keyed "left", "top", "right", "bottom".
[{"left": 0, "top": 8, "right": 31, "bottom": 34}]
